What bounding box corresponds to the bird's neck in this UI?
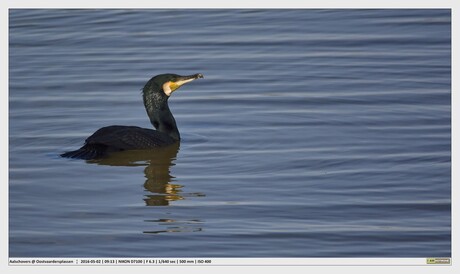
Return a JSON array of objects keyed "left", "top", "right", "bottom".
[{"left": 143, "top": 92, "right": 180, "bottom": 141}]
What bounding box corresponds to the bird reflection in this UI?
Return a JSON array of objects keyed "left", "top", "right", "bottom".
[
  {"left": 88, "top": 143, "right": 183, "bottom": 206},
  {"left": 84, "top": 143, "right": 204, "bottom": 234},
  {"left": 143, "top": 219, "right": 203, "bottom": 234}
]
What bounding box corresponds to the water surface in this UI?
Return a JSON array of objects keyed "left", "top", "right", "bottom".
[{"left": 9, "top": 9, "right": 451, "bottom": 257}]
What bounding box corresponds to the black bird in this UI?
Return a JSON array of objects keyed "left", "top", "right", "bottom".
[{"left": 61, "top": 73, "right": 204, "bottom": 160}]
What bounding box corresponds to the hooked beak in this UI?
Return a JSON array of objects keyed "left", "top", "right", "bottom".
[
  {"left": 177, "top": 73, "right": 204, "bottom": 82},
  {"left": 163, "top": 73, "right": 204, "bottom": 96}
]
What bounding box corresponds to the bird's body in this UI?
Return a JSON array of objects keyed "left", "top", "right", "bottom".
[
  {"left": 60, "top": 125, "right": 176, "bottom": 159},
  {"left": 61, "top": 73, "right": 203, "bottom": 160}
]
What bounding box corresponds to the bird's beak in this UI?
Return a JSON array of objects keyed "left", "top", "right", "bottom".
[
  {"left": 164, "top": 73, "right": 204, "bottom": 96},
  {"left": 175, "top": 73, "right": 204, "bottom": 85}
]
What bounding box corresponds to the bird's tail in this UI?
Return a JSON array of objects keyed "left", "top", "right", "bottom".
[{"left": 60, "top": 144, "right": 108, "bottom": 160}]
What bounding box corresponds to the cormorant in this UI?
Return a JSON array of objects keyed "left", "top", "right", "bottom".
[{"left": 61, "top": 73, "right": 203, "bottom": 160}]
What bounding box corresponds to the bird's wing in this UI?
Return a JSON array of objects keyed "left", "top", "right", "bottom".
[{"left": 85, "top": 125, "right": 175, "bottom": 149}]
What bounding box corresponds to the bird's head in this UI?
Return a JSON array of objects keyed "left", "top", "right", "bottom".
[{"left": 147, "top": 73, "right": 204, "bottom": 97}]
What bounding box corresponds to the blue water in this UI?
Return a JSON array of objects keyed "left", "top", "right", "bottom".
[{"left": 9, "top": 9, "right": 451, "bottom": 257}]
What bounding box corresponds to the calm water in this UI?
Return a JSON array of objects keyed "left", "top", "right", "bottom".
[{"left": 9, "top": 9, "right": 451, "bottom": 257}]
